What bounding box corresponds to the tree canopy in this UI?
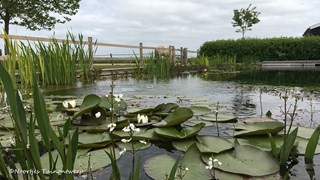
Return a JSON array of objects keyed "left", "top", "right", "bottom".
[
  {"left": 232, "top": 4, "right": 261, "bottom": 38},
  {"left": 0, "top": 0, "right": 81, "bottom": 35}
]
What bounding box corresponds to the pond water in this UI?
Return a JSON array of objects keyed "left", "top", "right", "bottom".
[{"left": 42, "top": 67, "right": 320, "bottom": 179}]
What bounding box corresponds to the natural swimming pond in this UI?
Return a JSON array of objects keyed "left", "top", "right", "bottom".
[{"left": 39, "top": 67, "right": 320, "bottom": 179}]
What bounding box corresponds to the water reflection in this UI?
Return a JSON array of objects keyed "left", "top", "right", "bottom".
[{"left": 205, "top": 66, "right": 320, "bottom": 88}]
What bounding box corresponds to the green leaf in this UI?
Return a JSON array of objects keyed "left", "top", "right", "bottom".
[
  {"left": 172, "top": 139, "right": 196, "bottom": 152},
  {"left": 213, "top": 144, "right": 279, "bottom": 176},
  {"left": 144, "top": 144, "right": 212, "bottom": 180},
  {"left": 200, "top": 114, "right": 238, "bottom": 123},
  {"left": 305, "top": 126, "right": 320, "bottom": 164},
  {"left": 268, "top": 133, "right": 280, "bottom": 158},
  {"left": 65, "top": 128, "right": 79, "bottom": 180},
  {"left": 112, "top": 127, "right": 164, "bottom": 141},
  {"left": 134, "top": 157, "right": 141, "bottom": 180},
  {"left": 105, "top": 150, "right": 121, "bottom": 180},
  {"left": 168, "top": 159, "right": 180, "bottom": 180},
  {"left": 280, "top": 127, "right": 298, "bottom": 164},
  {"left": 153, "top": 107, "right": 193, "bottom": 127},
  {"left": 196, "top": 136, "right": 233, "bottom": 154},
  {"left": 234, "top": 121, "right": 284, "bottom": 137},
  {"left": 155, "top": 123, "right": 205, "bottom": 139},
  {"left": 116, "top": 141, "right": 151, "bottom": 151},
  {"left": 72, "top": 94, "right": 101, "bottom": 120},
  {"left": 189, "top": 106, "right": 211, "bottom": 116},
  {"left": 183, "top": 120, "right": 214, "bottom": 127}
]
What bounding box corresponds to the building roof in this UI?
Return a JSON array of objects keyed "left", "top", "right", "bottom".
[{"left": 303, "top": 23, "right": 320, "bottom": 36}]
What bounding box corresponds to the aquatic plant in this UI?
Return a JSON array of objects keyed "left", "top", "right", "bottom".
[{"left": 0, "top": 62, "right": 79, "bottom": 179}]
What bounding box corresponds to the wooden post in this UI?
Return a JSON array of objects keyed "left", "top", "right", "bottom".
[
  {"left": 180, "top": 47, "right": 183, "bottom": 61},
  {"left": 139, "top": 42, "right": 143, "bottom": 66},
  {"left": 183, "top": 48, "right": 188, "bottom": 63},
  {"left": 168, "top": 45, "right": 172, "bottom": 61},
  {"left": 171, "top": 46, "right": 176, "bottom": 64},
  {"left": 110, "top": 53, "right": 114, "bottom": 66}
]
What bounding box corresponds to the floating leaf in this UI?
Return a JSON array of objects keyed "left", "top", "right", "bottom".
[
  {"left": 76, "top": 132, "right": 112, "bottom": 148},
  {"left": 237, "top": 135, "right": 320, "bottom": 155},
  {"left": 183, "top": 120, "right": 214, "bottom": 127},
  {"left": 72, "top": 94, "right": 101, "bottom": 120},
  {"left": 144, "top": 144, "right": 212, "bottom": 180},
  {"left": 72, "top": 107, "right": 108, "bottom": 126},
  {"left": 172, "top": 138, "right": 196, "bottom": 152},
  {"left": 153, "top": 107, "right": 193, "bottom": 127},
  {"left": 196, "top": 136, "right": 233, "bottom": 154},
  {"left": 200, "top": 114, "right": 237, "bottom": 123},
  {"left": 116, "top": 141, "right": 151, "bottom": 151},
  {"left": 234, "top": 121, "right": 284, "bottom": 137},
  {"left": 212, "top": 144, "right": 279, "bottom": 176},
  {"left": 112, "top": 128, "right": 164, "bottom": 141},
  {"left": 40, "top": 148, "right": 120, "bottom": 174},
  {"left": 190, "top": 106, "right": 211, "bottom": 116},
  {"left": 154, "top": 123, "right": 205, "bottom": 139}
]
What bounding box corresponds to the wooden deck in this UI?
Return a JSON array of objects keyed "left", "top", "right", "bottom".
[{"left": 262, "top": 60, "right": 320, "bottom": 67}]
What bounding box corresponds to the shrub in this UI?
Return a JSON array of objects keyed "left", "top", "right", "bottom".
[{"left": 199, "top": 37, "right": 320, "bottom": 62}]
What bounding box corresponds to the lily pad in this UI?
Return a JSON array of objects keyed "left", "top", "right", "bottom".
[
  {"left": 72, "top": 106, "right": 108, "bottom": 126},
  {"left": 172, "top": 138, "right": 196, "bottom": 152},
  {"left": 200, "top": 114, "right": 237, "bottom": 123},
  {"left": 144, "top": 144, "right": 212, "bottom": 180},
  {"left": 116, "top": 141, "right": 151, "bottom": 151},
  {"left": 196, "top": 136, "right": 233, "bottom": 154},
  {"left": 40, "top": 147, "right": 120, "bottom": 174},
  {"left": 154, "top": 123, "right": 205, "bottom": 140},
  {"left": 211, "top": 144, "right": 279, "bottom": 177},
  {"left": 234, "top": 121, "right": 284, "bottom": 137},
  {"left": 153, "top": 107, "right": 193, "bottom": 127},
  {"left": 190, "top": 106, "right": 211, "bottom": 116},
  {"left": 100, "top": 96, "right": 127, "bottom": 112},
  {"left": 112, "top": 128, "right": 164, "bottom": 141},
  {"left": 183, "top": 120, "right": 214, "bottom": 127},
  {"left": 72, "top": 94, "right": 101, "bottom": 120},
  {"left": 77, "top": 132, "right": 112, "bottom": 148}
]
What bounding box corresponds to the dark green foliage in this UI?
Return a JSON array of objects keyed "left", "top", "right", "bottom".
[
  {"left": 232, "top": 4, "right": 261, "bottom": 38},
  {"left": 200, "top": 37, "right": 320, "bottom": 62},
  {"left": 0, "top": 0, "right": 80, "bottom": 34}
]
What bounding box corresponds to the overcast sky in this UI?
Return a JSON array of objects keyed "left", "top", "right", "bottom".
[{"left": 3, "top": 0, "right": 320, "bottom": 54}]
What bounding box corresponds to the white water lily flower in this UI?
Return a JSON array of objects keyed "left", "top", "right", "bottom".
[
  {"left": 121, "top": 138, "right": 132, "bottom": 143},
  {"left": 139, "top": 140, "right": 147, "bottom": 144},
  {"left": 95, "top": 112, "right": 101, "bottom": 118},
  {"left": 119, "top": 148, "right": 126, "bottom": 155},
  {"left": 137, "top": 114, "right": 148, "bottom": 124},
  {"left": 62, "top": 100, "right": 76, "bottom": 109},
  {"left": 107, "top": 123, "right": 117, "bottom": 132}
]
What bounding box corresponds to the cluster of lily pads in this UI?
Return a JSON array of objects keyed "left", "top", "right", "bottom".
[{"left": 1, "top": 92, "right": 320, "bottom": 179}]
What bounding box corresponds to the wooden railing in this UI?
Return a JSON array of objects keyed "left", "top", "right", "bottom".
[{"left": 0, "top": 34, "right": 198, "bottom": 65}]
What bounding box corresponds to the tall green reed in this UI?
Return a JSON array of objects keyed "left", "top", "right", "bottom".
[{"left": 0, "top": 63, "right": 79, "bottom": 179}]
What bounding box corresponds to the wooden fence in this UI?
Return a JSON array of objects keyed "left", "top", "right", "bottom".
[{"left": 0, "top": 34, "right": 198, "bottom": 66}]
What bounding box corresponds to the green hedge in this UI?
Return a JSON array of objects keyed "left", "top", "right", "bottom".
[{"left": 199, "top": 37, "right": 320, "bottom": 62}]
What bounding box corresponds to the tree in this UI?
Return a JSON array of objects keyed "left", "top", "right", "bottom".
[
  {"left": 0, "top": 0, "right": 81, "bottom": 54},
  {"left": 232, "top": 4, "right": 260, "bottom": 38}
]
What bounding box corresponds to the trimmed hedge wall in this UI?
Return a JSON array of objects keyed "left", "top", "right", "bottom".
[{"left": 199, "top": 37, "right": 320, "bottom": 62}]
